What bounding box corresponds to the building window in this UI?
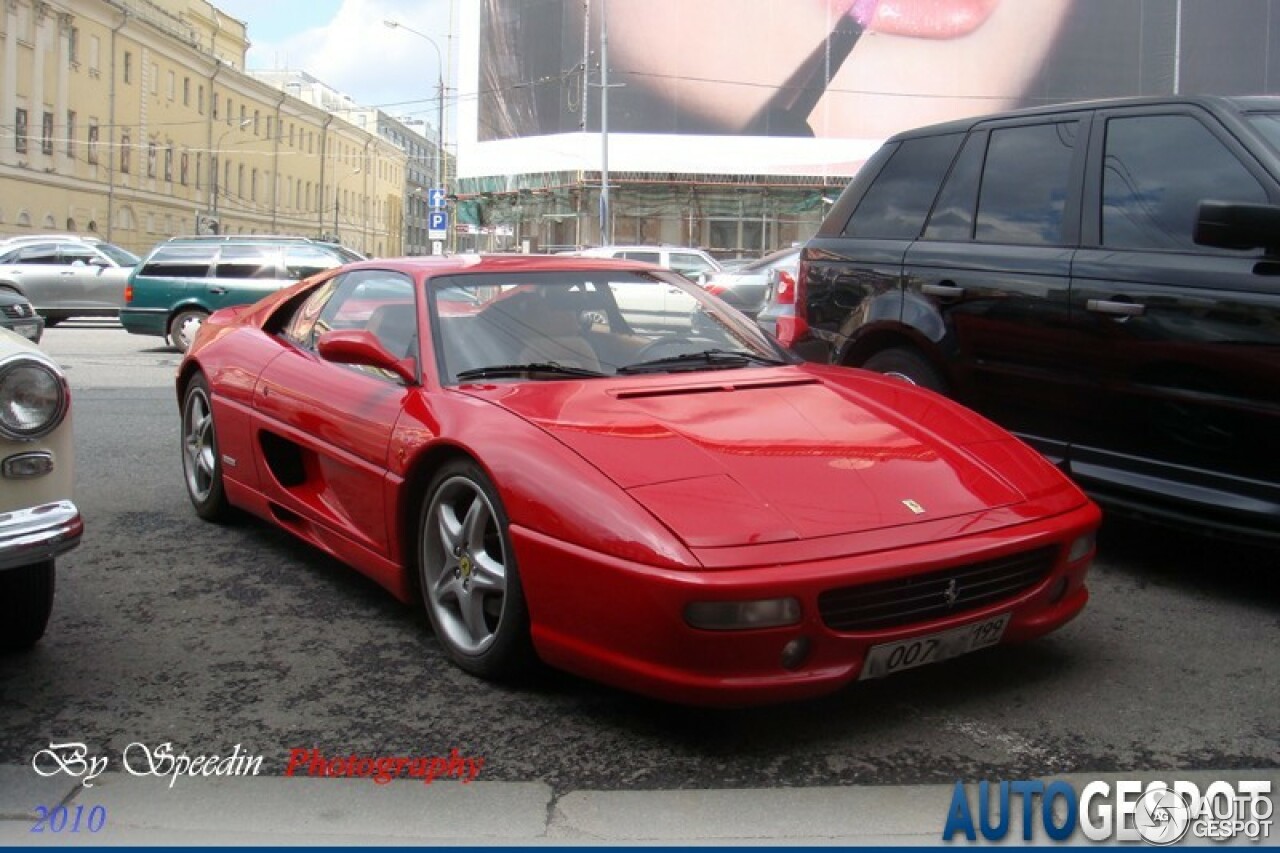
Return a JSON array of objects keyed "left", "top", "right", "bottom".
[
  {"left": 147, "top": 142, "right": 156, "bottom": 178},
  {"left": 226, "top": 100, "right": 233, "bottom": 126},
  {"left": 69, "top": 26, "right": 79, "bottom": 65},
  {"left": 87, "top": 123, "right": 99, "bottom": 164},
  {"left": 266, "top": 116, "right": 272, "bottom": 140},
  {"left": 164, "top": 146, "right": 173, "bottom": 182},
  {"left": 88, "top": 35, "right": 100, "bottom": 74},
  {"left": 150, "top": 63, "right": 158, "bottom": 95},
  {"left": 237, "top": 164, "right": 244, "bottom": 198},
  {"left": 183, "top": 77, "right": 190, "bottom": 106},
  {"left": 198, "top": 85, "right": 204, "bottom": 115},
  {"left": 120, "top": 132, "right": 130, "bottom": 173},
  {"left": 14, "top": 109, "right": 27, "bottom": 154},
  {"left": 66, "top": 111, "right": 76, "bottom": 156},
  {"left": 41, "top": 112, "right": 54, "bottom": 154},
  {"left": 195, "top": 153, "right": 202, "bottom": 189},
  {"left": 251, "top": 168, "right": 258, "bottom": 201},
  {"left": 166, "top": 70, "right": 175, "bottom": 100},
  {"left": 123, "top": 51, "right": 132, "bottom": 83},
  {"left": 212, "top": 92, "right": 219, "bottom": 119},
  {"left": 180, "top": 151, "right": 189, "bottom": 185},
  {"left": 253, "top": 110, "right": 260, "bottom": 135},
  {"left": 239, "top": 104, "right": 246, "bottom": 126}
]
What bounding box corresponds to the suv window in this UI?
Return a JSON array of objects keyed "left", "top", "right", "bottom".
[
  {"left": 214, "top": 245, "right": 281, "bottom": 280},
  {"left": 923, "top": 133, "right": 987, "bottom": 241},
  {"left": 1102, "top": 114, "right": 1267, "bottom": 251},
  {"left": 621, "top": 250, "right": 660, "bottom": 264},
  {"left": 283, "top": 244, "right": 346, "bottom": 279},
  {"left": 976, "top": 121, "right": 1079, "bottom": 246},
  {"left": 139, "top": 245, "right": 218, "bottom": 278},
  {"left": 845, "top": 133, "right": 964, "bottom": 240},
  {"left": 59, "top": 245, "right": 101, "bottom": 265}
]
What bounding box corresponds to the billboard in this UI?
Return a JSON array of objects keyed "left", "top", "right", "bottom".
[{"left": 457, "top": 0, "right": 1280, "bottom": 180}]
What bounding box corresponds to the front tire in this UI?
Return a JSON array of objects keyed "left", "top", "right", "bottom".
[
  {"left": 181, "top": 373, "right": 233, "bottom": 523},
  {"left": 168, "top": 308, "right": 208, "bottom": 353},
  {"left": 862, "top": 347, "right": 947, "bottom": 394},
  {"left": 0, "top": 560, "right": 55, "bottom": 651},
  {"left": 418, "top": 459, "right": 535, "bottom": 680}
]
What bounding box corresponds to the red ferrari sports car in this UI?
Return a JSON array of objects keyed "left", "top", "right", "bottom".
[{"left": 177, "top": 254, "right": 1099, "bottom": 706}]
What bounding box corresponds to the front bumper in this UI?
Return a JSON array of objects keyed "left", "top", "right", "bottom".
[
  {"left": 0, "top": 500, "right": 83, "bottom": 571},
  {"left": 516, "top": 501, "right": 1100, "bottom": 706}
]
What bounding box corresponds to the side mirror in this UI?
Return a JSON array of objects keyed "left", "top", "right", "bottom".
[
  {"left": 1194, "top": 200, "right": 1280, "bottom": 256},
  {"left": 316, "top": 330, "right": 417, "bottom": 385}
]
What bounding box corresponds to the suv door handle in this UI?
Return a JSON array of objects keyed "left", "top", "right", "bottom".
[
  {"left": 922, "top": 283, "right": 966, "bottom": 299},
  {"left": 209, "top": 286, "right": 228, "bottom": 295},
  {"left": 1086, "top": 299, "right": 1146, "bottom": 317}
]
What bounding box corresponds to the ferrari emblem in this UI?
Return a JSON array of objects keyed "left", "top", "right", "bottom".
[
  {"left": 459, "top": 554, "right": 473, "bottom": 578},
  {"left": 902, "top": 499, "right": 926, "bottom": 515},
  {"left": 943, "top": 579, "right": 960, "bottom": 608}
]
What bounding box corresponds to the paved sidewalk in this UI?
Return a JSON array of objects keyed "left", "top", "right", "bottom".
[{"left": 1, "top": 767, "right": 1275, "bottom": 846}]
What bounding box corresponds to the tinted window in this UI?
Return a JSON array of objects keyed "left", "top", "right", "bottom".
[
  {"left": 1102, "top": 114, "right": 1267, "bottom": 251},
  {"left": 976, "top": 121, "right": 1079, "bottom": 246},
  {"left": 1246, "top": 112, "right": 1280, "bottom": 155},
  {"left": 60, "top": 246, "right": 100, "bottom": 264},
  {"left": 621, "top": 251, "right": 660, "bottom": 263},
  {"left": 139, "top": 245, "right": 218, "bottom": 277},
  {"left": 93, "top": 243, "right": 140, "bottom": 266},
  {"left": 845, "top": 133, "right": 964, "bottom": 240},
  {"left": 214, "top": 244, "right": 280, "bottom": 279},
  {"left": 923, "top": 133, "right": 987, "bottom": 241}
]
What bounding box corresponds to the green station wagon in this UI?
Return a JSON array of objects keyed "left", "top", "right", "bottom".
[{"left": 120, "top": 236, "right": 363, "bottom": 351}]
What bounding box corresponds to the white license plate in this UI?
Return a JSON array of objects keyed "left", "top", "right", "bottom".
[
  {"left": 859, "top": 613, "right": 1011, "bottom": 680},
  {"left": 14, "top": 323, "right": 38, "bottom": 340}
]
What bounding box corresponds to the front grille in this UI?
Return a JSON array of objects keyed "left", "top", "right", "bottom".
[
  {"left": 818, "top": 546, "right": 1058, "bottom": 632},
  {"left": 0, "top": 302, "right": 33, "bottom": 319}
]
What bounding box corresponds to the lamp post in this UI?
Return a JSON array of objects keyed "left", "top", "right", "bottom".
[
  {"left": 334, "top": 166, "right": 361, "bottom": 244},
  {"left": 383, "top": 20, "right": 445, "bottom": 195},
  {"left": 210, "top": 117, "right": 251, "bottom": 229},
  {"left": 599, "top": 0, "right": 611, "bottom": 245}
]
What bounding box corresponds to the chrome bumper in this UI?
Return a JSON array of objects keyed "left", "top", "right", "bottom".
[{"left": 0, "top": 500, "right": 83, "bottom": 571}]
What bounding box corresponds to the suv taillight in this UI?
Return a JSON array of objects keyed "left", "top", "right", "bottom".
[
  {"left": 774, "top": 265, "right": 808, "bottom": 348},
  {"left": 124, "top": 282, "right": 133, "bottom": 304}
]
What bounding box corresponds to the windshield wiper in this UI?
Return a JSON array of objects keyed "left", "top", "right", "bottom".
[
  {"left": 617, "top": 349, "right": 789, "bottom": 374},
  {"left": 455, "top": 362, "right": 607, "bottom": 381}
]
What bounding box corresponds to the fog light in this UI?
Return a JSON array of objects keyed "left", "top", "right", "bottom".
[
  {"left": 1048, "top": 576, "right": 1069, "bottom": 604},
  {"left": 684, "top": 598, "right": 801, "bottom": 631},
  {"left": 1067, "top": 532, "right": 1096, "bottom": 563},
  {"left": 2, "top": 451, "right": 54, "bottom": 479},
  {"left": 780, "top": 636, "right": 811, "bottom": 670}
]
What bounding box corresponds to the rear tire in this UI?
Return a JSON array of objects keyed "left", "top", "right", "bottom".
[
  {"left": 168, "top": 309, "right": 208, "bottom": 353},
  {"left": 0, "top": 560, "right": 55, "bottom": 651},
  {"left": 862, "top": 347, "right": 947, "bottom": 394}
]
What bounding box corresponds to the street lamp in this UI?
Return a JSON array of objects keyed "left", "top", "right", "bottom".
[
  {"left": 383, "top": 19, "right": 445, "bottom": 195},
  {"left": 210, "top": 117, "right": 252, "bottom": 228},
  {"left": 334, "top": 166, "right": 361, "bottom": 244}
]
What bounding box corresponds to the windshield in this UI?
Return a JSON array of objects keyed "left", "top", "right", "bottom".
[
  {"left": 90, "top": 242, "right": 141, "bottom": 266},
  {"left": 429, "top": 270, "right": 792, "bottom": 384}
]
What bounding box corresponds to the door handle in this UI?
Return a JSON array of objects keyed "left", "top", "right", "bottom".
[
  {"left": 209, "top": 286, "right": 228, "bottom": 295},
  {"left": 1086, "top": 299, "right": 1145, "bottom": 317},
  {"left": 922, "top": 283, "right": 966, "bottom": 299}
]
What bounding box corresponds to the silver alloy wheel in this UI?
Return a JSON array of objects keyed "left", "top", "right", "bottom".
[
  {"left": 170, "top": 310, "right": 205, "bottom": 352},
  {"left": 182, "top": 384, "right": 216, "bottom": 503},
  {"left": 422, "top": 475, "right": 508, "bottom": 655}
]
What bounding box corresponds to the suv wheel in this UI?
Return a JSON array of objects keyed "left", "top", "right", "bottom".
[{"left": 862, "top": 347, "right": 946, "bottom": 394}]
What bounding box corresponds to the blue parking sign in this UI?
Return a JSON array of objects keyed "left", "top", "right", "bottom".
[
  {"left": 428, "top": 210, "right": 449, "bottom": 238},
  {"left": 428, "top": 188, "right": 447, "bottom": 209}
]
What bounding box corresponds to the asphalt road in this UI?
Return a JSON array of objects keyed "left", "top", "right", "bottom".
[{"left": 2, "top": 321, "right": 1277, "bottom": 795}]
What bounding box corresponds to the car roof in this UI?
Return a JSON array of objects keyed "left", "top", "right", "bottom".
[
  {"left": 0, "top": 233, "right": 107, "bottom": 246},
  {"left": 884, "top": 94, "right": 1280, "bottom": 143}
]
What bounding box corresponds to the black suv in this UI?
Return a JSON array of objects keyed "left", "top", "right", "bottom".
[{"left": 776, "top": 95, "right": 1280, "bottom": 542}]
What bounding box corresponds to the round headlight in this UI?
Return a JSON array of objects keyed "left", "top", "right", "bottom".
[{"left": 0, "top": 358, "right": 69, "bottom": 440}]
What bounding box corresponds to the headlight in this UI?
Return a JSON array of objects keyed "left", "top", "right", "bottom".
[{"left": 0, "top": 356, "right": 70, "bottom": 440}]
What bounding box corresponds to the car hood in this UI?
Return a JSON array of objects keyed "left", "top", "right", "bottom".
[{"left": 463, "top": 367, "right": 1032, "bottom": 548}]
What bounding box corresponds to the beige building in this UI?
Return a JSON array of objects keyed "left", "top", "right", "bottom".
[{"left": 0, "top": 0, "right": 406, "bottom": 257}]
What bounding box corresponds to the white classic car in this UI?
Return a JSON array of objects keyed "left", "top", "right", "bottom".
[{"left": 0, "top": 327, "right": 81, "bottom": 650}]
